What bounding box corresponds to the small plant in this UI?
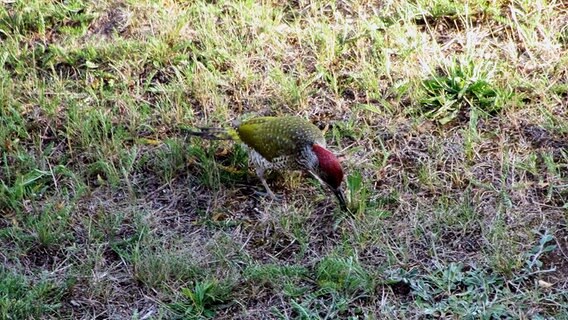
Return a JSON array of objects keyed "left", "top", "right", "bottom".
[
  {"left": 130, "top": 247, "right": 202, "bottom": 290},
  {"left": 524, "top": 230, "right": 557, "bottom": 271},
  {"left": 346, "top": 170, "right": 368, "bottom": 215},
  {"left": 28, "top": 202, "right": 73, "bottom": 248},
  {"left": 393, "top": 263, "right": 513, "bottom": 318},
  {"left": 168, "top": 279, "right": 232, "bottom": 319},
  {"left": 386, "top": 231, "right": 561, "bottom": 318},
  {"left": 420, "top": 59, "right": 506, "bottom": 124},
  {"left": 316, "top": 255, "right": 372, "bottom": 294},
  {"left": 244, "top": 263, "right": 309, "bottom": 298},
  {"left": 151, "top": 139, "right": 186, "bottom": 183},
  {"left": 0, "top": 267, "right": 66, "bottom": 319},
  {"left": 187, "top": 144, "right": 222, "bottom": 191}
]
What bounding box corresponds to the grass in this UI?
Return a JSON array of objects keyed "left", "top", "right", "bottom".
[{"left": 1, "top": 0, "right": 567, "bottom": 318}]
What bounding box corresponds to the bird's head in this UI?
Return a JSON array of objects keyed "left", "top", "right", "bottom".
[{"left": 311, "top": 144, "right": 347, "bottom": 210}]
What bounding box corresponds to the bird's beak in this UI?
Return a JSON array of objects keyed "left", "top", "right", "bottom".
[{"left": 334, "top": 188, "right": 348, "bottom": 211}]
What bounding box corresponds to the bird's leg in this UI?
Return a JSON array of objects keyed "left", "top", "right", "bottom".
[
  {"left": 255, "top": 167, "right": 279, "bottom": 200},
  {"left": 260, "top": 177, "right": 277, "bottom": 200}
]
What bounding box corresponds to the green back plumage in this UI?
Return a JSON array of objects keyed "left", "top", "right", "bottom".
[{"left": 235, "top": 116, "right": 325, "bottom": 161}]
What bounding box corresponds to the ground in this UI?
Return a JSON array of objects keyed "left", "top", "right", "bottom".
[{"left": 0, "top": 0, "right": 567, "bottom": 319}]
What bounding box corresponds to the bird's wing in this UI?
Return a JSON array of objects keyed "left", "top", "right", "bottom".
[{"left": 236, "top": 117, "right": 297, "bottom": 161}]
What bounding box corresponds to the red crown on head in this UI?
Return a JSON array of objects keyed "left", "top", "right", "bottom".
[{"left": 312, "top": 144, "right": 344, "bottom": 189}]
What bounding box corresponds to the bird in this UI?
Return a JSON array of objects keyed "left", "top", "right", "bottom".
[{"left": 185, "top": 116, "right": 347, "bottom": 210}]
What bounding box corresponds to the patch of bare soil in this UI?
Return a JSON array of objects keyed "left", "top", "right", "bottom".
[
  {"left": 522, "top": 123, "right": 568, "bottom": 151},
  {"left": 244, "top": 222, "right": 302, "bottom": 262},
  {"left": 440, "top": 228, "right": 483, "bottom": 254},
  {"left": 542, "top": 224, "right": 568, "bottom": 287},
  {"left": 89, "top": 2, "right": 130, "bottom": 37}
]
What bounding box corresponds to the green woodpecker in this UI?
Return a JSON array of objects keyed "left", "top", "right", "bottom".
[{"left": 187, "top": 116, "right": 347, "bottom": 209}]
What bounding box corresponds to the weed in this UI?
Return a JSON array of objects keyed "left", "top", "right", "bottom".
[
  {"left": 0, "top": 267, "right": 68, "bottom": 319},
  {"left": 524, "top": 229, "right": 557, "bottom": 272},
  {"left": 345, "top": 170, "right": 368, "bottom": 215},
  {"left": 168, "top": 279, "right": 232, "bottom": 319},
  {"left": 316, "top": 255, "right": 372, "bottom": 294},
  {"left": 420, "top": 59, "right": 506, "bottom": 124}
]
